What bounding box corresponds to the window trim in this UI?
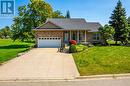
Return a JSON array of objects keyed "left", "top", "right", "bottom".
[{"left": 93, "top": 33, "right": 100, "bottom": 41}]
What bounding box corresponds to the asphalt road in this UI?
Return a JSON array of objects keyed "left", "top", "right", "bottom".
[{"left": 0, "top": 77, "right": 130, "bottom": 86}]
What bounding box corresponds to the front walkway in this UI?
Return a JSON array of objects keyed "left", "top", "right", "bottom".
[{"left": 0, "top": 48, "right": 79, "bottom": 80}]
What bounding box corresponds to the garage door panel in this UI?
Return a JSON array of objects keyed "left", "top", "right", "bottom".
[{"left": 38, "top": 37, "right": 61, "bottom": 48}]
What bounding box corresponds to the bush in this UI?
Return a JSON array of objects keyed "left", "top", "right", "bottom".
[
  {"left": 69, "top": 40, "right": 77, "bottom": 45},
  {"left": 69, "top": 44, "right": 77, "bottom": 53},
  {"left": 69, "top": 44, "right": 88, "bottom": 53}
]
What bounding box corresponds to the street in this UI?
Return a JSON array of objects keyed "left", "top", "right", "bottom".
[{"left": 0, "top": 76, "right": 130, "bottom": 86}]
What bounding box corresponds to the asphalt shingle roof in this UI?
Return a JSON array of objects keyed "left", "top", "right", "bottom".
[{"left": 36, "top": 18, "right": 102, "bottom": 32}]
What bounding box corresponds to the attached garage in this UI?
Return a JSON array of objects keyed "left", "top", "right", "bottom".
[{"left": 38, "top": 37, "right": 61, "bottom": 48}]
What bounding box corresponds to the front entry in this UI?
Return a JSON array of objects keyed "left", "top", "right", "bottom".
[
  {"left": 63, "top": 30, "right": 87, "bottom": 43},
  {"left": 72, "top": 31, "right": 77, "bottom": 40}
]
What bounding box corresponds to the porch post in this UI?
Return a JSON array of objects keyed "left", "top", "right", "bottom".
[
  {"left": 85, "top": 30, "right": 87, "bottom": 43},
  {"left": 77, "top": 30, "right": 79, "bottom": 43},
  {"left": 70, "top": 30, "right": 71, "bottom": 40}
]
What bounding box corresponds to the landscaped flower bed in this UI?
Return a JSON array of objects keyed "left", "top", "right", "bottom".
[{"left": 69, "top": 40, "right": 77, "bottom": 45}]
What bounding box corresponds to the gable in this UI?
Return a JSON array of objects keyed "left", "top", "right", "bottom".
[{"left": 40, "top": 22, "right": 61, "bottom": 29}]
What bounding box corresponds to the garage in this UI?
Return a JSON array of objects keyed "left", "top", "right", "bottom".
[{"left": 38, "top": 37, "right": 61, "bottom": 48}]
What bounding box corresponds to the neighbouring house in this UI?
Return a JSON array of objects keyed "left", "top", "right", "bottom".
[{"left": 34, "top": 18, "right": 102, "bottom": 48}]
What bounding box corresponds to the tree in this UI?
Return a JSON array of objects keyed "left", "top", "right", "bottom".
[
  {"left": 99, "top": 25, "right": 114, "bottom": 45},
  {"left": 128, "top": 16, "right": 130, "bottom": 24},
  {"left": 0, "top": 26, "right": 12, "bottom": 39},
  {"left": 11, "top": 0, "right": 65, "bottom": 41},
  {"left": 52, "top": 10, "right": 64, "bottom": 18},
  {"left": 11, "top": 0, "right": 53, "bottom": 41},
  {"left": 28, "top": 0, "right": 53, "bottom": 27},
  {"left": 109, "top": 0, "right": 129, "bottom": 45},
  {"left": 65, "top": 10, "right": 70, "bottom": 18},
  {"left": 0, "top": 31, "right": 2, "bottom": 38}
]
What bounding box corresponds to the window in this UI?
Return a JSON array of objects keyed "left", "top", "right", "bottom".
[
  {"left": 79, "top": 31, "right": 85, "bottom": 42},
  {"left": 93, "top": 33, "right": 100, "bottom": 40}
]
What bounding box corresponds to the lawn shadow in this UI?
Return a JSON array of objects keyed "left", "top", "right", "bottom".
[
  {"left": 24, "top": 41, "right": 35, "bottom": 43},
  {"left": 0, "top": 45, "right": 31, "bottom": 49},
  {"left": 109, "top": 44, "right": 121, "bottom": 46}
]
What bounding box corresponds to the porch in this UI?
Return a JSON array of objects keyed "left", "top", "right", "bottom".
[{"left": 63, "top": 30, "right": 89, "bottom": 43}]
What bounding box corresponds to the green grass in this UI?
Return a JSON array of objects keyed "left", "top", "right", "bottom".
[
  {"left": 0, "top": 39, "right": 35, "bottom": 63},
  {"left": 75, "top": 44, "right": 88, "bottom": 52},
  {"left": 73, "top": 46, "right": 130, "bottom": 76}
]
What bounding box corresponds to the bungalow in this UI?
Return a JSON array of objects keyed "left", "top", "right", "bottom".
[{"left": 34, "top": 18, "right": 102, "bottom": 48}]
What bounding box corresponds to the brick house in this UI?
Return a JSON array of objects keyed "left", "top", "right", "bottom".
[{"left": 34, "top": 18, "right": 102, "bottom": 48}]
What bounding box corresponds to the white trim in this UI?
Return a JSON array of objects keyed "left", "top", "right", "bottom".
[
  {"left": 77, "top": 30, "right": 79, "bottom": 43},
  {"left": 85, "top": 30, "right": 87, "bottom": 42},
  {"left": 70, "top": 30, "right": 71, "bottom": 40},
  {"left": 93, "top": 33, "right": 100, "bottom": 41}
]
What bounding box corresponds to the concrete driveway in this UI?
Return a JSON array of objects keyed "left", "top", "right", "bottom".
[{"left": 0, "top": 48, "right": 79, "bottom": 80}]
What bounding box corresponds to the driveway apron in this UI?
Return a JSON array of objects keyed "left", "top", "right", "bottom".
[{"left": 0, "top": 48, "right": 79, "bottom": 80}]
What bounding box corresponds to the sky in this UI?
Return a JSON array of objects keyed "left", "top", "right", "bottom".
[{"left": 0, "top": 0, "right": 130, "bottom": 29}]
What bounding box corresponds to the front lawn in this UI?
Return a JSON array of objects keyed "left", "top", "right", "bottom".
[
  {"left": 73, "top": 46, "right": 130, "bottom": 76},
  {"left": 0, "top": 39, "right": 35, "bottom": 63}
]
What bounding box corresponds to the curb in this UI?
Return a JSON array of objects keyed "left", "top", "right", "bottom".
[{"left": 76, "top": 73, "right": 130, "bottom": 79}]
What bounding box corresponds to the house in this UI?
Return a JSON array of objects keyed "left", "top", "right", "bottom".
[{"left": 34, "top": 18, "right": 102, "bottom": 48}]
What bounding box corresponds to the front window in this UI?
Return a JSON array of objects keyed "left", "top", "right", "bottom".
[{"left": 93, "top": 33, "right": 100, "bottom": 41}]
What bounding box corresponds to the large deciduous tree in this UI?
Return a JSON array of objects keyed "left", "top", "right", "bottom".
[
  {"left": 28, "top": 0, "right": 53, "bottom": 27},
  {"left": 11, "top": 0, "right": 64, "bottom": 41},
  {"left": 109, "top": 0, "right": 129, "bottom": 45},
  {"left": 99, "top": 25, "right": 114, "bottom": 45},
  {"left": 52, "top": 10, "right": 64, "bottom": 18}
]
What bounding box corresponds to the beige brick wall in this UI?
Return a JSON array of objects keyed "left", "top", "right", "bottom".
[{"left": 35, "top": 31, "right": 63, "bottom": 38}]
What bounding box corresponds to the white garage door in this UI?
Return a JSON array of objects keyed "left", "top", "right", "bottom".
[{"left": 38, "top": 37, "right": 61, "bottom": 48}]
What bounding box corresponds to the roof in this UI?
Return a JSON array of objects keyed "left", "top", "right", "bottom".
[{"left": 35, "top": 18, "right": 102, "bottom": 32}]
